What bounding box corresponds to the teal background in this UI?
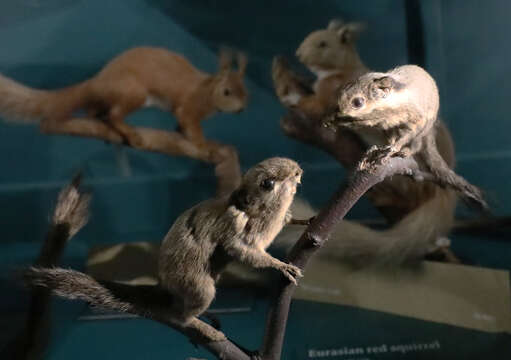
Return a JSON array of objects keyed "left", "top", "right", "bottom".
[{"left": 0, "top": 0, "right": 510, "bottom": 359}]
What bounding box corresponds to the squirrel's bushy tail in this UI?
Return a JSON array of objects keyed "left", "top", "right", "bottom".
[
  {"left": 420, "top": 130, "right": 489, "bottom": 212},
  {"left": 275, "top": 191, "right": 456, "bottom": 266},
  {"left": 0, "top": 74, "right": 88, "bottom": 124},
  {"left": 23, "top": 267, "right": 174, "bottom": 318}
]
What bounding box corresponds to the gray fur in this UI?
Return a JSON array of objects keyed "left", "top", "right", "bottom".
[
  {"left": 158, "top": 157, "right": 303, "bottom": 324},
  {"left": 24, "top": 267, "right": 134, "bottom": 313},
  {"left": 327, "top": 65, "right": 488, "bottom": 211},
  {"left": 52, "top": 175, "right": 90, "bottom": 237},
  {"left": 24, "top": 157, "right": 303, "bottom": 341}
]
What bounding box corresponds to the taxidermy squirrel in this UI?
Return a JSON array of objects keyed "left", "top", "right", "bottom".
[
  {"left": 283, "top": 65, "right": 487, "bottom": 266},
  {"left": 24, "top": 157, "right": 303, "bottom": 341},
  {"left": 272, "top": 19, "right": 468, "bottom": 265},
  {"left": 274, "top": 19, "right": 368, "bottom": 119},
  {"left": 0, "top": 47, "right": 248, "bottom": 149},
  {"left": 326, "top": 65, "right": 487, "bottom": 211}
]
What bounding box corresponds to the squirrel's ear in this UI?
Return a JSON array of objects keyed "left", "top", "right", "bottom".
[
  {"left": 371, "top": 76, "right": 404, "bottom": 97},
  {"left": 337, "top": 22, "right": 366, "bottom": 44},
  {"left": 237, "top": 52, "right": 247, "bottom": 76},
  {"left": 373, "top": 76, "right": 404, "bottom": 90},
  {"left": 327, "top": 18, "right": 344, "bottom": 30},
  {"left": 218, "top": 47, "right": 233, "bottom": 73},
  {"left": 229, "top": 187, "right": 251, "bottom": 211}
]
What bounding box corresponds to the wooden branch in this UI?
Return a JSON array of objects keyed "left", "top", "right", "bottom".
[
  {"left": 1, "top": 176, "right": 90, "bottom": 360},
  {"left": 101, "top": 281, "right": 252, "bottom": 360},
  {"left": 260, "top": 157, "right": 426, "bottom": 360},
  {"left": 41, "top": 118, "right": 241, "bottom": 197}
]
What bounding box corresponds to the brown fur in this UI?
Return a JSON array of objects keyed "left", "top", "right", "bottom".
[
  {"left": 273, "top": 20, "right": 368, "bottom": 118},
  {"left": 24, "top": 157, "right": 303, "bottom": 341},
  {"left": 0, "top": 47, "right": 248, "bottom": 148}
]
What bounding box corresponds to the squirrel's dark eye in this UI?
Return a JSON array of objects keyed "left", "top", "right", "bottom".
[
  {"left": 224, "top": 89, "right": 231, "bottom": 96},
  {"left": 318, "top": 41, "right": 327, "bottom": 48},
  {"left": 351, "top": 97, "right": 365, "bottom": 109},
  {"left": 260, "top": 178, "right": 275, "bottom": 191},
  {"left": 295, "top": 171, "right": 300, "bottom": 177}
]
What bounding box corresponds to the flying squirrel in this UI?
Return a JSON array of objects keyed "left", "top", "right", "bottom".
[
  {"left": 268, "top": 21, "right": 460, "bottom": 267},
  {"left": 24, "top": 157, "right": 304, "bottom": 341},
  {"left": 324, "top": 65, "right": 488, "bottom": 211}
]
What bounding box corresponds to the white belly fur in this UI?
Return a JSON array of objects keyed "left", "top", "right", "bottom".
[{"left": 144, "top": 95, "right": 169, "bottom": 110}]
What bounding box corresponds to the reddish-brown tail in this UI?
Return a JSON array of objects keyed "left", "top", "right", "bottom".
[{"left": 0, "top": 74, "right": 88, "bottom": 124}]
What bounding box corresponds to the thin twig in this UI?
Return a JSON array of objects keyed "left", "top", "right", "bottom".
[
  {"left": 41, "top": 118, "right": 241, "bottom": 197},
  {"left": 261, "top": 157, "right": 425, "bottom": 360}
]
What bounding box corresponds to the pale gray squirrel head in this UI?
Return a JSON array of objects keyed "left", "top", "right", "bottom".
[
  {"left": 331, "top": 65, "right": 439, "bottom": 128},
  {"left": 328, "top": 71, "right": 407, "bottom": 129}
]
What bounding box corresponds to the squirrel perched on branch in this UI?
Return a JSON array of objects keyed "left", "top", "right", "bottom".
[
  {"left": 24, "top": 158, "right": 304, "bottom": 341},
  {"left": 274, "top": 66, "right": 488, "bottom": 267},
  {"left": 0, "top": 47, "right": 248, "bottom": 150},
  {"left": 271, "top": 19, "right": 474, "bottom": 265},
  {"left": 325, "top": 65, "right": 488, "bottom": 211}
]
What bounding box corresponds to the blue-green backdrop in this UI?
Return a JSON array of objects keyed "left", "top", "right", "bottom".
[{"left": 0, "top": 1, "right": 510, "bottom": 359}]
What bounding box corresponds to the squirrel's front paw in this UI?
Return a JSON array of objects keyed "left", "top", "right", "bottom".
[
  {"left": 226, "top": 205, "right": 249, "bottom": 231},
  {"left": 358, "top": 145, "right": 395, "bottom": 171},
  {"left": 278, "top": 262, "right": 303, "bottom": 285}
]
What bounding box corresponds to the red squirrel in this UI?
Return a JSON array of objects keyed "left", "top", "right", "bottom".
[{"left": 0, "top": 47, "right": 248, "bottom": 149}]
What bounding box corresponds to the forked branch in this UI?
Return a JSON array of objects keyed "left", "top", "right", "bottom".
[{"left": 261, "top": 156, "right": 430, "bottom": 360}]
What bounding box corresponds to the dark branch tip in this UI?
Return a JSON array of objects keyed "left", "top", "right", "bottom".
[{"left": 305, "top": 232, "right": 323, "bottom": 247}]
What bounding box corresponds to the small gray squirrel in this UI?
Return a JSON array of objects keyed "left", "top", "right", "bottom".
[
  {"left": 324, "top": 65, "right": 488, "bottom": 211},
  {"left": 24, "top": 157, "right": 304, "bottom": 341}
]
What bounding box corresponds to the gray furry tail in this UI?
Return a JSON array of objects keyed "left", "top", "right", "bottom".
[
  {"left": 275, "top": 193, "right": 455, "bottom": 267},
  {"left": 23, "top": 268, "right": 135, "bottom": 313},
  {"left": 52, "top": 174, "right": 90, "bottom": 238},
  {"left": 23, "top": 267, "right": 176, "bottom": 318},
  {"left": 420, "top": 131, "right": 489, "bottom": 212}
]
